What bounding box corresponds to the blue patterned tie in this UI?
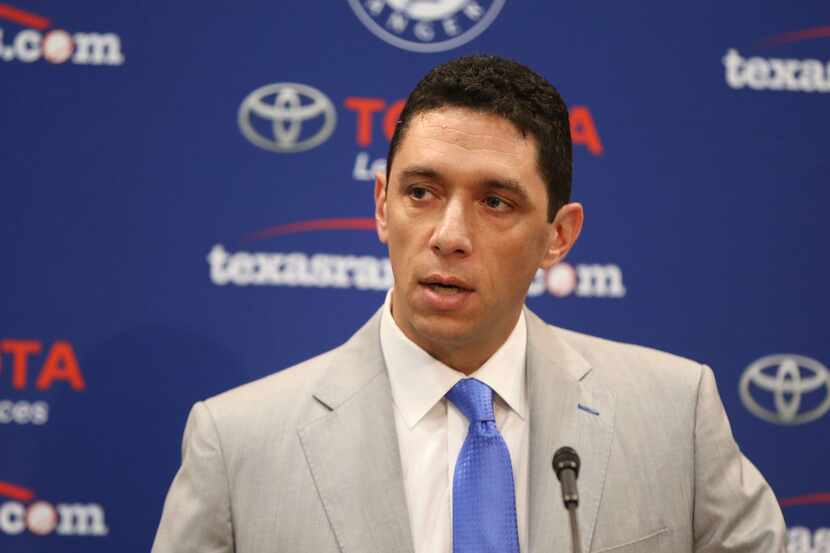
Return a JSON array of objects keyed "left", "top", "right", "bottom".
[{"left": 447, "top": 378, "right": 520, "bottom": 553}]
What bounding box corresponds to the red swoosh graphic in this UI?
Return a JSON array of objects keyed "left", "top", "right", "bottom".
[
  {"left": 0, "top": 482, "right": 35, "bottom": 501},
  {"left": 780, "top": 493, "right": 830, "bottom": 507},
  {"left": 0, "top": 4, "right": 51, "bottom": 30},
  {"left": 759, "top": 26, "right": 830, "bottom": 48},
  {"left": 244, "top": 217, "right": 377, "bottom": 242}
]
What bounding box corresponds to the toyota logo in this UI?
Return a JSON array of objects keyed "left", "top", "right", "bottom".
[
  {"left": 739, "top": 354, "right": 830, "bottom": 425},
  {"left": 238, "top": 83, "right": 336, "bottom": 153}
]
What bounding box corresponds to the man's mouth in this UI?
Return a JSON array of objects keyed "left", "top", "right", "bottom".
[
  {"left": 426, "top": 283, "right": 465, "bottom": 295},
  {"left": 419, "top": 276, "right": 473, "bottom": 295}
]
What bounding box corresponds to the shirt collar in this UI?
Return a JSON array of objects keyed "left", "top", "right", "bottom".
[{"left": 380, "top": 290, "right": 528, "bottom": 429}]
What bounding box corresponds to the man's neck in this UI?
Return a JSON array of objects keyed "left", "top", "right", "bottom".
[
  {"left": 423, "top": 345, "right": 501, "bottom": 375},
  {"left": 390, "top": 305, "right": 523, "bottom": 375}
]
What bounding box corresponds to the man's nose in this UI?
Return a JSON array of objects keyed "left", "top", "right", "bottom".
[{"left": 429, "top": 199, "right": 473, "bottom": 257}]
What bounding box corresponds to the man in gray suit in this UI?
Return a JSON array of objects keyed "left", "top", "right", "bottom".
[{"left": 153, "top": 55, "right": 786, "bottom": 552}]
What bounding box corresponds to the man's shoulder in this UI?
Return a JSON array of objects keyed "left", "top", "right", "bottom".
[
  {"left": 558, "top": 325, "right": 704, "bottom": 372},
  {"left": 529, "top": 310, "right": 707, "bottom": 394},
  {"left": 214, "top": 347, "right": 337, "bottom": 404},
  {"left": 531, "top": 314, "right": 712, "bottom": 439},
  {"left": 200, "top": 309, "right": 384, "bottom": 430},
  {"left": 200, "top": 346, "right": 339, "bottom": 432}
]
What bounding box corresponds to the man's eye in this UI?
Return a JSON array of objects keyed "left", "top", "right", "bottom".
[
  {"left": 483, "top": 196, "right": 510, "bottom": 210},
  {"left": 408, "top": 186, "right": 430, "bottom": 200}
]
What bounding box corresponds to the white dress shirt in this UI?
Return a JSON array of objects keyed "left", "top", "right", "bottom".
[{"left": 380, "top": 291, "right": 529, "bottom": 553}]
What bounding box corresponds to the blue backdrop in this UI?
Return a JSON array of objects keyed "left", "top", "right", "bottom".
[{"left": 2, "top": 1, "right": 828, "bottom": 551}]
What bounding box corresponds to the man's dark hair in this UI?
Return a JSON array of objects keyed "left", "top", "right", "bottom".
[{"left": 386, "top": 54, "right": 572, "bottom": 221}]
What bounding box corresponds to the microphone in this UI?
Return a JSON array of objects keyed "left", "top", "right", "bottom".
[
  {"left": 552, "top": 446, "right": 582, "bottom": 553},
  {"left": 553, "top": 446, "right": 580, "bottom": 508}
]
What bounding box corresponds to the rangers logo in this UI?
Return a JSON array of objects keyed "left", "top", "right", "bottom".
[{"left": 348, "top": 0, "right": 505, "bottom": 53}]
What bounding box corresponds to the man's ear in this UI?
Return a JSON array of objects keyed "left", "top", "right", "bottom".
[
  {"left": 540, "top": 202, "right": 584, "bottom": 269},
  {"left": 374, "top": 171, "right": 389, "bottom": 245}
]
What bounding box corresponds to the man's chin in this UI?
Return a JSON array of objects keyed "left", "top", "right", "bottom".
[{"left": 406, "top": 312, "right": 481, "bottom": 350}]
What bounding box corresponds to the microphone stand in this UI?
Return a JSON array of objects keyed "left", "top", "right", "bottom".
[{"left": 567, "top": 503, "right": 582, "bottom": 553}]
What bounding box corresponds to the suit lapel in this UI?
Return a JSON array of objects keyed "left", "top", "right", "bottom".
[
  {"left": 525, "top": 310, "right": 616, "bottom": 553},
  {"left": 298, "top": 311, "right": 414, "bottom": 553}
]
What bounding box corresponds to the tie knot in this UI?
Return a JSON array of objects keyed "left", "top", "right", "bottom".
[{"left": 446, "top": 378, "right": 495, "bottom": 424}]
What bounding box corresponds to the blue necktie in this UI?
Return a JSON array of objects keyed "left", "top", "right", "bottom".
[{"left": 447, "top": 378, "right": 520, "bottom": 553}]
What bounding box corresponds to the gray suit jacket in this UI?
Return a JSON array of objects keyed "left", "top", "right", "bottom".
[{"left": 152, "top": 308, "right": 786, "bottom": 553}]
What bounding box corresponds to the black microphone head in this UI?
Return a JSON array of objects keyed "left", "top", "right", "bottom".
[{"left": 552, "top": 446, "right": 580, "bottom": 480}]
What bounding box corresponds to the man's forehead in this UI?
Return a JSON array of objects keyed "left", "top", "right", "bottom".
[{"left": 400, "top": 108, "right": 536, "bottom": 160}]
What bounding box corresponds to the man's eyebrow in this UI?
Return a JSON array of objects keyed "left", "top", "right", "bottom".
[
  {"left": 483, "top": 178, "right": 530, "bottom": 203},
  {"left": 398, "top": 165, "right": 443, "bottom": 182}
]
